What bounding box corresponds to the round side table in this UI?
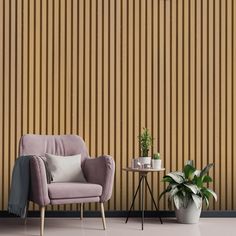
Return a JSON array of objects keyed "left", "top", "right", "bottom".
[{"left": 122, "top": 167, "right": 165, "bottom": 230}]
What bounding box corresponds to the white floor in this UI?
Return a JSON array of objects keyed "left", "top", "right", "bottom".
[{"left": 0, "top": 218, "right": 236, "bottom": 236}]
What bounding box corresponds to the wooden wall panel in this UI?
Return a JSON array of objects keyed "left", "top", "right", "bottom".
[{"left": 0, "top": 0, "right": 236, "bottom": 212}]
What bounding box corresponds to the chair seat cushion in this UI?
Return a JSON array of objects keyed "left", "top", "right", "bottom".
[{"left": 48, "top": 182, "right": 103, "bottom": 199}]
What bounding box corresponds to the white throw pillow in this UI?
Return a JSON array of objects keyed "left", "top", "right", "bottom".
[{"left": 45, "top": 153, "right": 86, "bottom": 183}]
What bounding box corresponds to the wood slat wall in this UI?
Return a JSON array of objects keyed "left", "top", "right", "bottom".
[{"left": 0, "top": 0, "right": 236, "bottom": 212}]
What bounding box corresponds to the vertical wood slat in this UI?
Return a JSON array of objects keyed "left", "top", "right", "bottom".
[
  {"left": 165, "top": 0, "right": 171, "bottom": 210},
  {"left": 158, "top": 0, "right": 165, "bottom": 210},
  {"left": 233, "top": 0, "right": 236, "bottom": 210},
  {"left": 146, "top": 0, "right": 152, "bottom": 210},
  {"left": 0, "top": 0, "right": 3, "bottom": 211},
  {"left": 226, "top": 0, "right": 233, "bottom": 211},
  {"left": 41, "top": 0, "right": 47, "bottom": 136},
  {"left": 189, "top": 0, "right": 196, "bottom": 171},
  {"left": 103, "top": 0, "right": 109, "bottom": 211},
  {"left": 0, "top": 0, "right": 236, "bottom": 212},
  {"left": 121, "top": 0, "right": 127, "bottom": 211},
  {"left": 9, "top": 0, "right": 16, "bottom": 206},
  {"left": 133, "top": 0, "right": 140, "bottom": 210},
  {"left": 183, "top": 0, "right": 189, "bottom": 168},
  {"left": 127, "top": 0, "right": 133, "bottom": 211},
  {"left": 214, "top": 0, "right": 220, "bottom": 211},
  {"left": 3, "top": 0, "right": 10, "bottom": 211},
  {"left": 152, "top": 0, "right": 159, "bottom": 211},
  {"left": 220, "top": 0, "right": 226, "bottom": 211},
  {"left": 53, "top": 0, "right": 59, "bottom": 137},
  {"left": 208, "top": 0, "right": 214, "bottom": 210},
  {"left": 108, "top": 0, "right": 115, "bottom": 211},
  {"left": 115, "top": 0, "right": 121, "bottom": 210},
  {"left": 89, "top": 0, "right": 96, "bottom": 211},
  {"left": 71, "top": 0, "right": 78, "bottom": 212}
]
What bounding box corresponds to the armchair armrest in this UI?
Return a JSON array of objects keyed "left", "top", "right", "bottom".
[
  {"left": 30, "top": 156, "right": 50, "bottom": 206},
  {"left": 83, "top": 155, "right": 115, "bottom": 202}
]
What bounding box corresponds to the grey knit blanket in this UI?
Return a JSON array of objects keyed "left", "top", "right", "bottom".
[
  {"left": 8, "top": 156, "right": 31, "bottom": 218},
  {"left": 8, "top": 155, "right": 52, "bottom": 218}
]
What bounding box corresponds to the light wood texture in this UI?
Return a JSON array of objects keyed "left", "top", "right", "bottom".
[
  {"left": 40, "top": 207, "right": 45, "bottom": 236},
  {"left": 101, "top": 203, "right": 106, "bottom": 230},
  {"left": 0, "top": 0, "right": 236, "bottom": 212}
]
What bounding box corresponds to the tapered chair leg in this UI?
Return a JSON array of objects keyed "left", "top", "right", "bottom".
[
  {"left": 80, "top": 203, "right": 83, "bottom": 220},
  {"left": 40, "top": 207, "right": 45, "bottom": 236},
  {"left": 24, "top": 201, "right": 29, "bottom": 225},
  {"left": 100, "top": 203, "right": 106, "bottom": 230}
]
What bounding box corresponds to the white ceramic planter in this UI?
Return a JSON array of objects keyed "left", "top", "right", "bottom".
[
  {"left": 139, "top": 157, "right": 152, "bottom": 165},
  {"left": 152, "top": 159, "right": 162, "bottom": 169},
  {"left": 175, "top": 199, "right": 202, "bottom": 224}
]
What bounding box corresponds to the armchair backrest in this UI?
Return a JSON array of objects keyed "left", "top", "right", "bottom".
[{"left": 19, "top": 134, "right": 89, "bottom": 162}]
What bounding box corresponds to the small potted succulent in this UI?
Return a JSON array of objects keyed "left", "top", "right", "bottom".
[
  {"left": 152, "top": 153, "right": 161, "bottom": 169},
  {"left": 159, "top": 161, "right": 217, "bottom": 224},
  {"left": 138, "top": 128, "right": 153, "bottom": 166}
]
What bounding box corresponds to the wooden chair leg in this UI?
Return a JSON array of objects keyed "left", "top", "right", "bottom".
[
  {"left": 80, "top": 203, "right": 83, "bottom": 220},
  {"left": 40, "top": 207, "right": 45, "bottom": 236},
  {"left": 24, "top": 201, "right": 29, "bottom": 225},
  {"left": 101, "top": 203, "right": 106, "bottom": 230}
]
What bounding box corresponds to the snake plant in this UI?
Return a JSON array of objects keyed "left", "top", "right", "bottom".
[{"left": 159, "top": 161, "right": 217, "bottom": 209}]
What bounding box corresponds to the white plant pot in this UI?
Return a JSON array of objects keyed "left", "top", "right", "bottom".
[
  {"left": 175, "top": 199, "right": 202, "bottom": 224},
  {"left": 139, "top": 157, "right": 152, "bottom": 165},
  {"left": 152, "top": 159, "right": 162, "bottom": 169}
]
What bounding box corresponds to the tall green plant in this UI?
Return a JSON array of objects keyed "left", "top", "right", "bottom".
[
  {"left": 138, "top": 128, "right": 153, "bottom": 157},
  {"left": 159, "top": 162, "right": 217, "bottom": 209}
]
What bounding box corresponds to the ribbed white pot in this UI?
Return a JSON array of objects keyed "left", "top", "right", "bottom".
[
  {"left": 151, "top": 159, "right": 162, "bottom": 169},
  {"left": 139, "top": 157, "right": 152, "bottom": 165},
  {"left": 175, "top": 199, "right": 202, "bottom": 224}
]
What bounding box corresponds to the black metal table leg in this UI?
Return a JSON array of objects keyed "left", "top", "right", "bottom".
[
  {"left": 125, "top": 170, "right": 164, "bottom": 229},
  {"left": 125, "top": 176, "right": 143, "bottom": 223},
  {"left": 145, "top": 177, "right": 163, "bottom": 224},
  {"left": 141, "top": 175, "right": 144, "bottom": 230}
]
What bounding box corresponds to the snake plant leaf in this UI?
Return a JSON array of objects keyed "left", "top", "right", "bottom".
[
  {"left": 205, "top": 188, "right": 217, "bottom": 201},
  {"left": 201, "top": 187, "right": 211, "bottom": 198},
  {"left": 162, "top": 176, "right": 176, "bottom": 184},
  {"left": 194, "top": 176, "right": 204, "bottom": 188},
  {"left": 200, "top": 163, "right": 214, "bottom": 177},
  {"left": 181, "top": 191, "right": 186, "bottom": 197},
  {"left": 184, "top": 183, "right": 199, "bottom": 194},
  {"left": 182, "top": 195, "right": 190, "bottom": 208},
  {"left": 158, "top": 186, "right": 172, "bottom": 202},
  {"left": 191, "top": 194, "right": 202, "bottom": 209},
  {"left": 173, "top": 195, "right": 182, "bottom": 209},
  {"left": 193, "top": 175, "right": 202, "bottom": 188},
  {"left": 165, "top": 173, "right": 184, "bottom": 184},
  {"left": 174, "top": 172, "right": 185, "bottom": 177},
  {"left": 186, "top": 160, "right": 194, "bottom": 167},
  {"left": 202, "top": 175, "right": 213, "bottom": 183},
  {"left": 194, "top": 170, "right": 201, "bottom": 177},
  {"left": 169, "top": 187, "right": 179, "bottom": 199},
  {"left": 204, "top": 196, "right": 210, "bottom": 208},
  {"left": 183, "top": 164, "right": 196, "bottom": 180}
]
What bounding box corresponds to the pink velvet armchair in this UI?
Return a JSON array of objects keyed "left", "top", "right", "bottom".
[{"left": 19, "top": 134, "right": 115, "bottom": 236}]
